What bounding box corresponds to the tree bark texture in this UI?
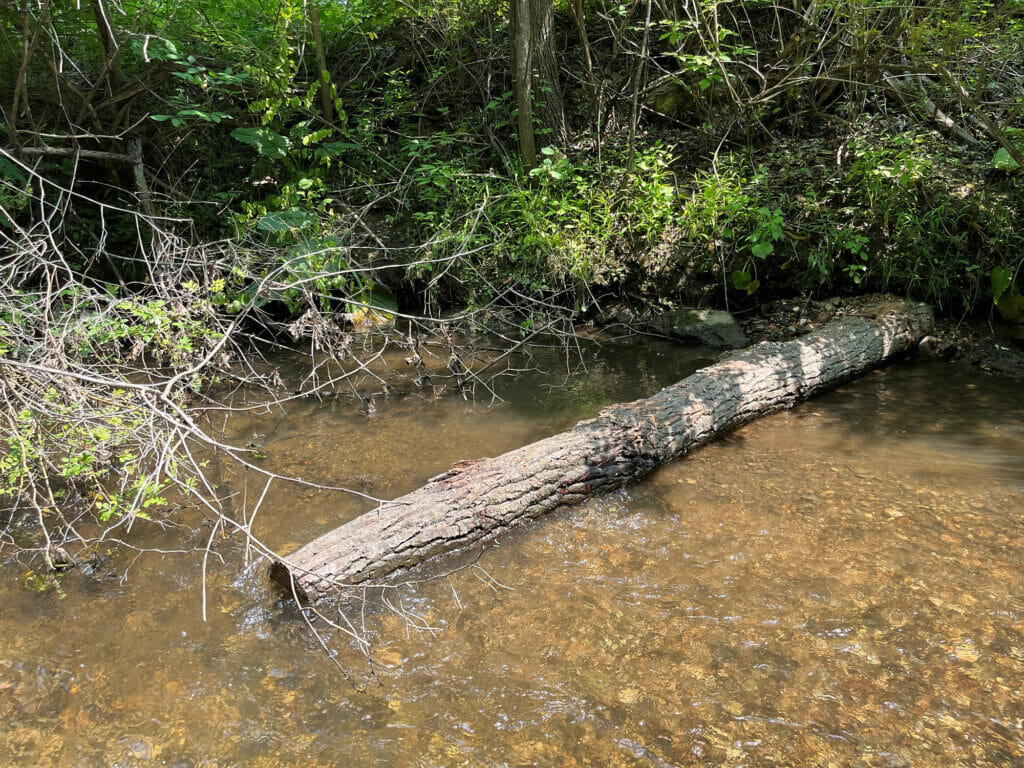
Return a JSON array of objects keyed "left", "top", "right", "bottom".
[
  {"left": 307, "top": 0, "right": 334, "bottom": 124},
  {"left": 512, "top": 0, "right": 567, "bottom": 169},
  {"left": 272, "top": 299, "right": 934, "bottom": 601},
  {"left": 512, "top": 0, "right": 537, "bottom": 169},
  {"left": 529, "top": 0, "right": 568, "bottom": 146}
]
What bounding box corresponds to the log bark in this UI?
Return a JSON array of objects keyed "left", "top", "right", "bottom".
[{"left": 272, "top": 298, "right": 934, "bottom": 600}]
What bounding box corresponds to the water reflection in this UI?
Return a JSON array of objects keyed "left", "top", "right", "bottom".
[{"left": 1, "top": 351, "right": 1022, "bottom": 767}]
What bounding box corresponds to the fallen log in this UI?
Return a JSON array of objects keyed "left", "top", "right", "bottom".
[{"left": 272, "top": 297, "right": 934, "bottom": 600}]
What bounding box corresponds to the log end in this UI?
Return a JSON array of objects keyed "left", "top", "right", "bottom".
[
  {"left": 268, "top": 559, "right": 298, "bottom": 594},
  {"left": 269, "top": 560, "right": 325, "bottom": 603}
]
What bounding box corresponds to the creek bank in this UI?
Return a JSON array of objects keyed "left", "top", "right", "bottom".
[{"left": 272, "top": 296, "right": 934, "bottom": 600}]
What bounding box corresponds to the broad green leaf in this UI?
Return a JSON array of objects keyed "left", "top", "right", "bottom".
[
  {"left": 231, "top": 127, "right": 290, "bottom": 159},
  {"left": 995, "top": 292, "right": 1024, "bottom": 323},
  {"left": 992, "top": 147, "right": 1020, "bottom": 171},
  {"left": 731, "top": 269, "right": 751, "bottom": 290},
  {"left": 746, "top": 278, "right": 761, "bottom": 295},
  {"left": 316, "top": 141, "right": 361, "bottom": 159},
  {"left": 0, "top": 156, "right": 27, "bottom": 184},
  {"left": 360, "top": 283, "right": 398, "bottom": 313},
  {"left": 256, "top": 209, "right": 313, "bottom": 233},
  {"left": 751, "top": 241, "right": 774, "bottom": 259},
  {"left": 991, "top": 266, "right": 1013, "bottom": 300},
  {"left": 348, "top": 283, "right": 397, "bottom": 325}
]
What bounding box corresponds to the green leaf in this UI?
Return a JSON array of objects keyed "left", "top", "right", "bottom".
[
  {"left": 347, "top": 282, "right": 398, "bottom": 324},
  {"left": 992, "top": 147, "right": 1020, "bottom": 171},
  {"left": 995, "top": 292, "right": 1024, "bottom": 323},
  {"left": 991, "top": 267, "right": 1013, "bottom": 300},
  {"left": 746, "top": 278, "right": 760, "bottom": 295},
  {"left": 316, "top": 141, "right": 361, "bottom": 159},
  {"left": 230, "top": 127, "right": 290, "bottom": 159},
  {"left": 750, "top": 241, "right": 774, "bottom": 259},
  {"left": 256, "top": 209, "right": 313, "bottom": 233},
  {"left": 731, "top": 269, "right": 751, "bottom": 290},
  {"left": 0, "top": 155, "right": 26, "bottom": 184},
  {"left": 360, "top": 283, "right": 398, "bottom": 314}
]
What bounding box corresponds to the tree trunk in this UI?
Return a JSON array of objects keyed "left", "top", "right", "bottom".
[
  {"left": 272, "top": 298, "right": 934, "bottom": 601},
  {"left": 89, "top": 0, "right": 120, "bottom": 100},
  {"left": 512, "top": 0, "right": 567, "bottom": 169},
  {"left": 530, "top": 0, "right": 567, "bottom": 146},
  {"left": 512, "top": 0, "right": 537, "bottom": 169},
  {"left": 307, "top": 0, "right": 334, "bottom": 124}
]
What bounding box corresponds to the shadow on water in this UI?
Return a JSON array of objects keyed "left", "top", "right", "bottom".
[{"left": 1, "top": 338, "right": 1023, "bottom": 767}]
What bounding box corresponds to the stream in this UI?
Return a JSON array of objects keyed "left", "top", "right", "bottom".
[{"left": 2, "top": 338, "right": 1023, "bottom": 767}]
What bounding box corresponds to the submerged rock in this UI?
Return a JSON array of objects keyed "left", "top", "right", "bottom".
[
  {"left": 653, "top": 308, "right": 749, "bottom": 349},
  {"left": 917, "top": 335, "right": 958, "bottom": 359},
  {"left": 600, "top": 304, "right": 748, "bottom": 349}
]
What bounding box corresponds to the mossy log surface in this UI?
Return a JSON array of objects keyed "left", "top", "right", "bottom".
[{"left": 272, "top": 298, "right": 934, "bottom": 600}]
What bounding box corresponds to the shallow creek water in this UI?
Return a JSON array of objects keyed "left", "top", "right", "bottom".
[{"left": 2, "top": 339, "right": 1023, "bottom": 767}]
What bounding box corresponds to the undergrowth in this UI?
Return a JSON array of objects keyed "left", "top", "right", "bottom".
[{"left": 3, "top": 0, "right": 1024, "bottom": 574}]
